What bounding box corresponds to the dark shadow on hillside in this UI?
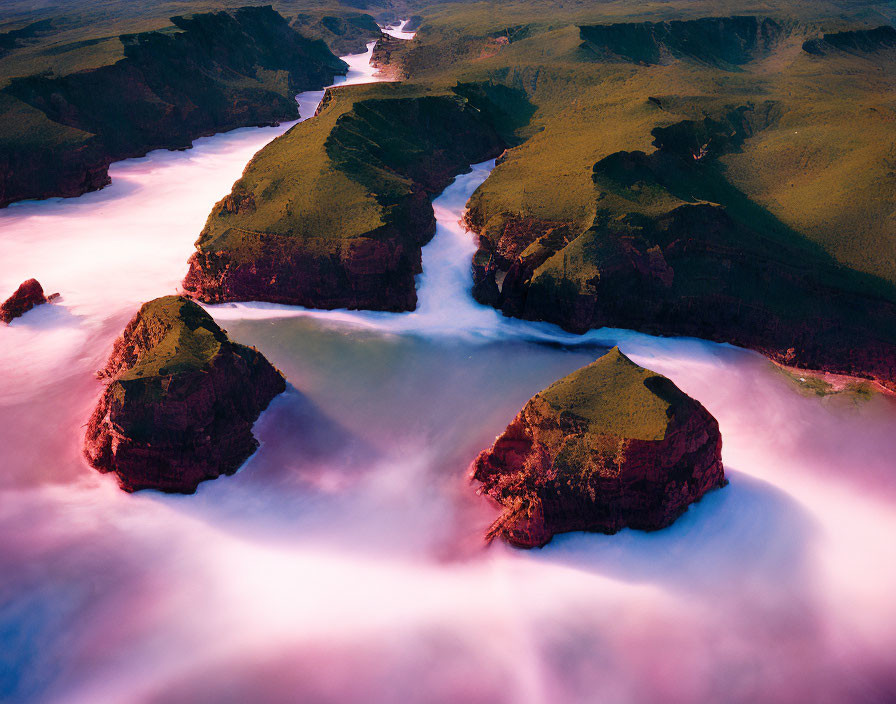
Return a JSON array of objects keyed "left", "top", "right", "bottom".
[
  {"left": 593, "top": 113, "right": 896, "bottom": 304},
  {"left": 578, "top": 17, "right": 785, "bottom": 69}
]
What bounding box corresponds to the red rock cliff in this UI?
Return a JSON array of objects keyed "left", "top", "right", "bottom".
[
  {"left": 473, "top": 347, "right": 725, "bottom": 548},
  {"left": 84, "top": 295, "right": 285, "bottom": 493}
]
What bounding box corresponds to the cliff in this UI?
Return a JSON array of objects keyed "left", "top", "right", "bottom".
[
  {"left": 467, "top": 105, "right": 896, "bottom": 390},
  {"left": 802, "top": 26, "right": 896, "bottom": 56},
  {"left": 579, "top": 16, "right": 784, "bottom": 68},
  {"left": 84, "top": 296, "right": 285, "bottom": 493},
  {"left": 370, "top": 34, "right": 410, "bottom": 79},
  {"left": 291, "top": 12, "right": 383, "bottom": 55},
  {"left": 473, "top": 347, "right": 725, "bottom": 548},
  {"left": 183, "top": 87, "right": 505, "bottom": 311},
  {"left": 0, "top": 6, "right": 348, "bottom": 208}
]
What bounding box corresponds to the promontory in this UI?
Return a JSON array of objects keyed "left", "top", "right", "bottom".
[{"left": 182, "top": 83, "right": 512, "bottom": 311}]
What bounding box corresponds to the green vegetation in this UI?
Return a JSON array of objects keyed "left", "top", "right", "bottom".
[
  {"left": 775, "top": 365, "right": 879, "bottom": 401},
  {"left": 3, "top": 0, "right": 894, "bottom": 384},
  {"left": 118, "top": 296, "right": 229, "bottom": 381},
  {"left": 382, "top": 2, "right": 895, "bottom": 286},
  {"left": 0, "top": 93, "right": 94, "bottom": 149},
  {"left": 196, "top": 82, "right": 394, "bottom": 257},
  {"left": 3, "top": 7, "right": 347, "bottom": 159},
  {"left": 0, "top": 3, "right": 365, "bottom": 206},
  {"left": 0, "top": 2, "right": 391, "bottom": 87},
  {"left": 195, "top": 81, "right": 507, "bottom": 256},
  {"left": 538, "top": 346, "right": 692, "bottom": 441},
  {"left": 579, "top": 16, "right": 784, "bottom": 68}
]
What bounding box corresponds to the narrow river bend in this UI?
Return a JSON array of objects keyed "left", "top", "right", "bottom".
[{"left": 1, "top": 34, "right": 895, "bottom": 704}]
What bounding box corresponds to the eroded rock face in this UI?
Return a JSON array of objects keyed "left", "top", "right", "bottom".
[
  {"left": 472, "top": 347, "right": 725, "bottom": 548},
  {"left": 0, "top": 279, "right": 48, "bottom": 323},
  {"left": 370, "top": 34, "right": 409, "bottom": 79},
  {"left": 802, "top": 26, "right": 896, "bottom": 56},
  {"left": 183, "top": 189, "right": 436, "bottom": 311},
  {"left": 291, "top": 12, "right": 383, "bottom": 55},
  {"left": 0, "top": 134, "right": 111, "bottom": 208},
  {"left": 466, "top": 105, "right": 896, "bottom": 390},
  {"left": 579, "top": 16, "right": 784, "bottom": 68},
  {"left": 84, "top": 296, "right": 285, "bottom": 493}
]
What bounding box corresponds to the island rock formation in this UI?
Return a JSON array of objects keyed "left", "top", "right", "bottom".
[
  {"left": 0, "top": 278, "right": 48, "bottom": 323},
  {"left": 472, "top": 347, "right": 725, "bottom": 548},
  {"left": 84, "top": 295, "right": 285, "bottom": 493}
]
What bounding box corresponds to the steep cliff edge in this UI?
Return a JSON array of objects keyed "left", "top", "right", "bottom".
[
  {"left": 370, "top": 34, "right": 410, "bottom": 79},
  {"left": 467, "top": 105, "right": 896, "bottom": 390},
  {"left": 183, "top": 86, "right": 505, "bottom": 311},
  {"left": 84, "top": 296, "right": 285, "bottom": 493},
  {"left": 473, "top": 347, "right": 725, "bottom": 548},
  {"left": 291, "top": 12, "right": 383, "bottom": 55},
  {"left": 802, "top": 26, "right": 896, "bottom": 56},
  {"left": 0, "top": 6, "right": 348, "bottom": 207},
  {"left": 578, "top": 16, "right": 785, "bottom": 68}
]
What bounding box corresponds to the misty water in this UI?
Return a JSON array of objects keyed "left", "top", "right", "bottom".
[{"left": 1, "top": 33, "right": 896, "bottom": 704}]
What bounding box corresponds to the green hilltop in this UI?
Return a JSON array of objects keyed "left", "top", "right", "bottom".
[
  {"left": 363, "top": 1, "right": 894, "bottom": 285},
  {"left": 195, "top": 80, "right": 512, "bottom": 259},
  {"left": 538, "top": 347, "right": 693, "bottom": 442},
  {"left": 116, "top": 296, "right": 229, "bottom": 382}
]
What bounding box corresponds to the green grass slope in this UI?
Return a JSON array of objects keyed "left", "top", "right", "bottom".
[
  {"left": 539, "top": 347, "right": 693, "bottom": 441},
  {"left": 184, "top": 80, "right": 509, "bottom": 309}
]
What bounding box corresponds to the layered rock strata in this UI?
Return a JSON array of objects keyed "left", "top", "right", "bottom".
[
  {"left": 473, "top": 347, "right": 726, "bottom": 548},
  {"left": 84, "top": 296, "right": 285, "bottom": 492}
]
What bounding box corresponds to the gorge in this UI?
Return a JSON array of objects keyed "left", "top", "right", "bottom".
[{"left": 1, "top": 11, "right": 895, "bottom": 704}]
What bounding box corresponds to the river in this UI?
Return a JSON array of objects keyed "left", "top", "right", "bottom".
[{"left": 1, "top": 30, "right": 895, "bottom": 704}]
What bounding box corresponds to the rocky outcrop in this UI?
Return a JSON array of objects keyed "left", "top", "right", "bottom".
[
  {"left": 473, "top": 347, "right": 725, "bottom": 548},
  {"left": 803, "top": 26, "right": 896, "bottom": 56},
  {"left": 515, "top": 204, "right": 896, "bottom": 389},
  {"left": 404, "top": 16, "right": 424, "bottom": 32},
  {"left": 84, "top": 296, "right": 285, "bottom": 493},
  {"left": 183, "top": 92, "right": 505, "bottom": 311},
  {"left": 0, "top": 279, "right": 48, "bottom": 323},
  {"left": 183, "top": 192, "right": 436, "bottom": 310},
  {"left": 1, "top": 6, "right": 348, "bottom": 207},
  {"left": 371, "top": 34, "right": 409, "bottom": 79},
  {"left": 579, "top": 16, "right": 784, "bottom": 68},
  {"left": 0, "top": 143, "right": 111, "bottom": 208}
]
